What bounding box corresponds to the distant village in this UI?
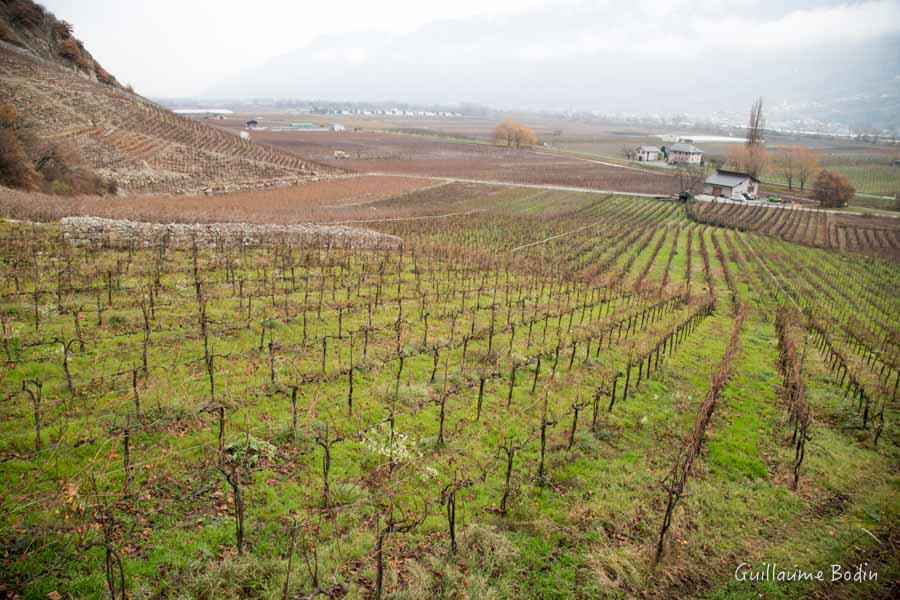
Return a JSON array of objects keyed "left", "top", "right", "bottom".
[{"left": 243, "top": 119, "right": 347, "bottom": 133}]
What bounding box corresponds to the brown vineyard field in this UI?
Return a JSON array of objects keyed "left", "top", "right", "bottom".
[
  {"left": 250, "top": 130, "right": 682, "bottom": 194},
  {"left": 0, "top": 175, "right": 437, "bottom": 224}
]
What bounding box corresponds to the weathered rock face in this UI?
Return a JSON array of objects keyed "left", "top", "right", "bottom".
[
  {"left": 60, "top": 216, "right": 403, "bottom": 250},
  {"left": 0, "top": 0, "right": 121, "bottom": 88}
]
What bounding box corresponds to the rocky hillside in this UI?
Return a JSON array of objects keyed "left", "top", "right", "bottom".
[
  {"left": 0, "top": 0, "right": 344, "bottom": 195},
  {"left": 0, "top": 0, "right": 120, "bottom": 87}
]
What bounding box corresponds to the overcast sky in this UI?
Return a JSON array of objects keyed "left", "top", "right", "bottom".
[
  {"left": 40, "top": 0, "right": 553, "bottom": 96},
  {"left": 40, "top": 0, "right": 900, "bottom": 114}
]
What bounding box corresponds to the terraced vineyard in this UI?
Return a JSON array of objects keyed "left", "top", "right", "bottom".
[
  {"left": 0, "top": 44, "right": 344, "bottom": 194},
  {"left": 1, "top": 187, "right": 898, "bottom": 599},
  {"left": 687, "top": 198, "right": 900, "bottom": 260}
]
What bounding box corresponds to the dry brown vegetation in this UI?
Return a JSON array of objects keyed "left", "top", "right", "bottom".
[
  {"left": 687, "top": 199, "right": 900, "bottom": 260},
  {"left": 776, "top": 145, "right": 820, "bottom": 192},
  {"left": 7, "top": 0, "right": 44, "bottom": 29},
  {"left": 0, "top": 175, "right": 436, "bottom": 223},
  {"left": 814, "top": 170, "right": 855, "bottom": 208},
  {"left": 726, "top": 143, "right": 769, "bottom": 179},
  {"left": 0, "top": 127, "right": 37, "bottom": 189},
  {"left": 494, "top": 119, "right": 538, "bottom": 149},
  {"left": 0, "top": 46, "right": 344, "bottom": 194},
  {"left": 251, "top": 130, "right": 682, "bottom": 194},
  {"left": 57, "top": 38, "right": 88, "bottom": 70},
  {"left": 0, "top": 101, "right": 116, "bottom": 195}
]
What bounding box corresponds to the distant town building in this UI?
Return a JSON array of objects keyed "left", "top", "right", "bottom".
[
  {"left": 704, "top": 169, "right": 759, "bottom": 200},
  {"left": 174, "top": 109, "right": 234, "bottom": 115},
  {"left": 665, "top": 142, "right": 703, "bottom": 164},
  {"left": 634, "top": 146, "right": 661, "bottom": 161}
]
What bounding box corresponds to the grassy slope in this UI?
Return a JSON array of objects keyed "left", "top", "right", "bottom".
[{"left": 0, "top": 194, "right": 898, "bottom": 599}]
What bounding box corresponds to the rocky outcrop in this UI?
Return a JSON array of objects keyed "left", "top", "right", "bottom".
[
  {"left": 0, "top": 0, "right": 121, "bottom": 87},
  {"left": 60, "top": 216, "right": 403, "bottom": 250}
]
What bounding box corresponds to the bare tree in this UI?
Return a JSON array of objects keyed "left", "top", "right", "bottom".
[
  {"left": 747, "top": 97, "right": 765, "bottom": 146},
  {"left": 494, "top": 119, "right": 538, "bottom": 149},
  {"left": 795, "top": 146, "right": 820, "bottom": 192},
  {"left": 726, "top": 144, "right": 768, "bottom": 179},
  {"left": 780, "top": 146, "right": 796, "bottom": 190},
  {"left": 675, "top": 163, "right": 707, "bottom": 195}
]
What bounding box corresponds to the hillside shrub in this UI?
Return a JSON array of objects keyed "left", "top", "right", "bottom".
[
  {"left": 94, "top": 63, "right": 116, "bottom": 85},
  {"left": 48, "top": 178, "right": 70, "bottom": 195},
  {"left": 814, "top": 170, "right": 855, "bottom": 208},
  {"left": 0, "top": 102, "right": 115, "bottom": 195},
  {"left": 0, "top": 21, "right": 22, "bottom": 45},
  {"left": 46, "top": 169, "right": 113, "bottom": 196},
  {"left": 225, "top": 436, "right": 277, "bottom": 469},
  {"left": 0, "top": 103, "right": 16, "bottom": 128},
  {"left": 52, "top": 20, "right": 72, "bottom": 39},
  {"left": 57, "top": 38, "right": 90, "bottom": 70},
  {"left": 8, "top": 0, "right": 44, "bottom": 29},
  {"left": 0, "top": 128, "right": 39, "bottom": 189}
]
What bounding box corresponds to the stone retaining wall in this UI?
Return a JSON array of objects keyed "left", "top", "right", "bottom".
[{"left": 60, "top": 216, "right": 403, "bottom": 250}]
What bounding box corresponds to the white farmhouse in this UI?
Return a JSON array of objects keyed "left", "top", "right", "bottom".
[
  {"left": 666, "top": 142, "right": 703, "bottom": 164},
  {"left": 704, "top": 170, "right": 759, "bottom": 200},
  {"left": 634, "top": 146, "right": 661, "bottom": 161}
]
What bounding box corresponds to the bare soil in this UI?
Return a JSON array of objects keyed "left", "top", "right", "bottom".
[{"left": 0, "top": 175, "right": 433, "bottom": 224}]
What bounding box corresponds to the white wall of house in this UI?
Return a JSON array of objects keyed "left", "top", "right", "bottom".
[
  {"left": 668, "top": 151, "right": 702, "bottom": 164},
  {"left": 636, "top": 149, "right": 659, "bottom": 161}
]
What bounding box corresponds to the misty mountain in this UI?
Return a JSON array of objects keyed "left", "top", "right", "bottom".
[{"left": 205, "top": 2, "right": 900, "bottom": 128}]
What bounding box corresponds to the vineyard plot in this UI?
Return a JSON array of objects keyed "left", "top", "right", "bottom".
[{"left": 0, "top": 189, "right": 898, "bottom": 599}]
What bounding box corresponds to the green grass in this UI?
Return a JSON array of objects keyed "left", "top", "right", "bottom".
[{"left": 0, "top": 189, "right": 898, "bottom": 599}]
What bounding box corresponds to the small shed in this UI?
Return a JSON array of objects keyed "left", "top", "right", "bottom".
[{"left": 704, "top": 170, "right": 759, "bottom": 200}]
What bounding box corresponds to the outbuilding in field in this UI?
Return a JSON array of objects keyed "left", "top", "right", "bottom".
[
  {"left": 665, "top": 142, "right": 703, "bottom": 164},
  {"left": 330, "top": 123, "right": 346, "bottom": 132},
  {"left": 704, "top": 169, "right": 759, "bottom": 200},
  {"left": 634, "top": 146, "right": 661, "bottom": 161}
]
